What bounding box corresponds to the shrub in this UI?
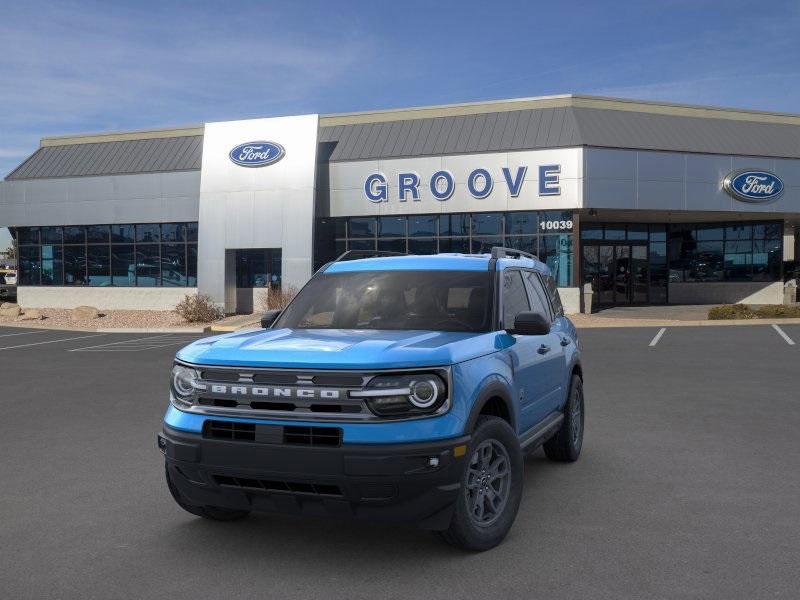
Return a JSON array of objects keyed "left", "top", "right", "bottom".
[
  {"left": 707, "top": 304, "right": 757, "bottom": 320},
  {"left": 708, "top": 303, "right": 800, "bottom": 320},
  {"left": 754, "top": 304, "right": 800, "bottom": 318},
  {"left": 257, "top": 285, "right": 298, "bottom": 312},
  {"left": 175, "top": 294, "right": 223, "bottom": 323}
]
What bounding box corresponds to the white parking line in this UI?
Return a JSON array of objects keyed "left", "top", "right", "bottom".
[
  {"left": 67, "top": 333, "right": 174, "bottom": 351},
  {"left": 0, "top": 330, "right": 48, "bottom": 339},
  {"left": 0, "top": 333, "right": 106, "bottom": 351},
  {"left": 69, "top": 334, "right": 200, "bottom": 352},
  {"left": 771, "top": 324, "right": 796, "bottom": 346},
  {"left": 78, "top": 343, "right": 194, "bottom": 352},
  {"left": 649, "top": 328, "right": 667, "bottom": 347}
]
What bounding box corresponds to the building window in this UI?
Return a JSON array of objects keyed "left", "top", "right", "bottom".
[
  {"left": 235, "top": 249, "right": 282, "bottom": 288},
  {"left": 668, "top": 221, "right": 782, "bottom": 283},
  {"left": 409, "top": 215, "right": 437, "bottom": 237},
  {"left": 19, "top": 246, "right": 40, "bottom": 285},
  {"left": 41, "top": 244, "right": 63, "bottom": 286},
  {"left": 87, "top": 245, "right": 111, "bottom": 286},
  {"left": 315, "top": 211, "right": 575, "bottom": 286},
  {"left": 162, "top": 244, "right": 188, "bottom": 286},
  {"left": 135, "top": 245, "right": 161, "bottom": 286},
  {"left": 64, "top": 245, "right": 87, "bottom": 286},
  {"left": 580, "top": 221, "right": 782, "bottom": 303},
  {"left": 112, "top": 245, "right": 136, "bottom": 287},
  {"left": 13, "top": 223, "right": 199, "bottom": 288}
]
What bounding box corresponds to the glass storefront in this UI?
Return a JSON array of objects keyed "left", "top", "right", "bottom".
[
  {"left": 581, "top": 221, "right": 783, "bottom": 305},
  {"left": 315, "top": 211, "right": 575, "bottom": 287},
  {"left": 235, "top": 249, "right": 282, "bottom": 288},
  {"left": 667, "top": 222, "right": 782, "bottom": 283},
  {"left": 15, "top": 223, "right": 198, "bottom": 287}
]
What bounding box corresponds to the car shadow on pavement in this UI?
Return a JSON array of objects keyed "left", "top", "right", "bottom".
[{"left": 153, "top": 450, "right": 566, "bottom": 563}]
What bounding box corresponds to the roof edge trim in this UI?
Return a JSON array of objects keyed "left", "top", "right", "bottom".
[
  {"left": 41, "top": 126, "right": 205, "bottom": 147},
  {"left": 320, "top": 94, "right": 800, "bottom": 127},
  {"left": 30, "top": 93, "right": 800, "bottom": 148}
]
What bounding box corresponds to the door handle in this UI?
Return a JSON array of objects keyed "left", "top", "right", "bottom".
[
  {"left": 560, "top": 337, "right": 570, "bottom": 347},
  {"left": 538, "top": 344, "right": 551, "bottom": 355}
]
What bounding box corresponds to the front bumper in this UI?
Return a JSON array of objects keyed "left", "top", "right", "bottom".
[{"left": 159, "top": 424, "right": 470, "bottom": 530}]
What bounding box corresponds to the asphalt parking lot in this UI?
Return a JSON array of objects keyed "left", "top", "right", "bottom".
[{"left": 0, "top": 324, "right": 798, "bottom": 600}]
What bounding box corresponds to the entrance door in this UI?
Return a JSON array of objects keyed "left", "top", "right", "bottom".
[
  {"left": 630, "top": 245, "right": 649, "bottom": 303},
  {"left": 583, "top": 243, "right": 648, "bottom": 305},
  {"left": 233, "top": 249, "right": 282, "bottom": 314}
]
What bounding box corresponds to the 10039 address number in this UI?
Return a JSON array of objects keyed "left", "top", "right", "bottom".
[{"left": 539, "top": 220, "right": 573, "bottom": 232}]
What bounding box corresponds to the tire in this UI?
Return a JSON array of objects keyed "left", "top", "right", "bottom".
[
  {"left": 165, "top": 464, "right": 250, "bottom": 522},
  {"left": 543, "top": 374, "right": 584, "bottom": 462},
  {"left": 440, "top": 416, "right": 523, "bottom": 551}
]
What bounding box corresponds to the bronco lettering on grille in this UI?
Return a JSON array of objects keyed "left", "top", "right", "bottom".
[{"left": 208, "top": 384, "right": 341, "bottom": 400}]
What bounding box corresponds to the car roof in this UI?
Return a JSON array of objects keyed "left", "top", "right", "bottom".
[{"left": 323, "top": 253, "right": 551, "bottom": 275}]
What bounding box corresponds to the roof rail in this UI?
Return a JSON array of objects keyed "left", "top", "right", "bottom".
[
  {"left": 333, "top": 249, "right": 407, "bottom": 263},
  {"left": 490, "top": 246, "right": 539, "bottom": 261}
]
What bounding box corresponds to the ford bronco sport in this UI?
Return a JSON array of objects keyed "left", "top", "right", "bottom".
[{"left": 159, "top": 248, "right": 584, "bottom": 550}]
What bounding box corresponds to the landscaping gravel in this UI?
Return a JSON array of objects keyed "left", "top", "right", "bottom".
[{"left": 0, "top": 308, "right": 214, "bottom": 330}]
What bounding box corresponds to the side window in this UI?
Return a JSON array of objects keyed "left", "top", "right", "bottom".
[
  {"left": 522, "top": 271, "right": 552, "bottom": 322},
  {"left": 542, "top": 274, "right": 564, "bottom": 317},
  {"left": 502, "top": 270, "right": 530, "bottom": 329}
]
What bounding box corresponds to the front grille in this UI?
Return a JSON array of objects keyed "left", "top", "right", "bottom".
[
  {"left": 197, "top": 397, "right": 364, "bottom": 415},
  {"left": 310, "top": 374, "right": 365, "bottom": 386},
  {"left": 190, "top": 367, "right": 371, "bottom": 421},
  {"left": 213, "top": 475, "right": 343, "bottom": 497},
  {"left": 205, "top": 420, "right": 255, "bottom": 441},
  {"left": 283, "top": 425, "right": 342, "bottom": 447},
  {"left": 203, "top": 420, "right": 342, "bottom": 447},
  {"left": 180, "top": 365, "right": 451, "bottom": 422}
]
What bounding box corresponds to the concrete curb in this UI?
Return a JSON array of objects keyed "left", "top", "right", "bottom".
[
  {"left": 0, "top": 321, "right": 208, "bottom": 334},
  {"left": 96, "top": 327, "right": 206, "bottom": 334},
  {"left": 208, "top": 324, "right": 260, "bottom": 333},
  {"left": 208, "top": 325, "right": 238, "bottom": 332}
]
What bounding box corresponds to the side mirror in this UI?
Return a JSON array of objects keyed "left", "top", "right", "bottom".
[
  {"left": 508, "top": 311, "right": 550, "bottom": 336},
  {"left": 261, "top": 309, "right": 281, "bottom": 329}
]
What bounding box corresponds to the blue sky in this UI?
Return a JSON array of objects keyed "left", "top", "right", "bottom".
[{"left": 1, "top": 0, "right": 799, "bottom": 249}]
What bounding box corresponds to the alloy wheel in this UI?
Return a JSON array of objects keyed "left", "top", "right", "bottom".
[{"left": 465, "top": 439, "right": 511, "bottom": 527}]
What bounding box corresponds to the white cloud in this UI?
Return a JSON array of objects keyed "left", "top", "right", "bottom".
[{"left": 0, "top": 2, "right": 374, "bottom": 175}]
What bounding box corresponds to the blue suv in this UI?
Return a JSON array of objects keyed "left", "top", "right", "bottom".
[{"left": 159, "top": 248, "right": 584, "bottom": 550}]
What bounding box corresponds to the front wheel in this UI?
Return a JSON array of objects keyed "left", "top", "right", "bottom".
[
  {"left": 440, "top": 416, "right": 523, "bottom": 551},
  {"left": 543, "top": 374, "right": 584, "bottom": 462}
]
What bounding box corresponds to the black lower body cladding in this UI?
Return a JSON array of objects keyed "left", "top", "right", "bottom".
[{"left": 159, "top": 425, "right": 471, "bottom": 530}]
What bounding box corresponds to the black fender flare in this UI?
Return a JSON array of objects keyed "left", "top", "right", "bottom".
[
  {"left": 571, "top": 360, "right": 583, "bottom": 381},
  {"left": 464, "top": 381, "right": 516, "bottom": 434}
]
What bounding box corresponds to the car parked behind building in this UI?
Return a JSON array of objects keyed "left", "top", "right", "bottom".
[{"left": 0, "top": 268, "right": 16, "bottom": 301}]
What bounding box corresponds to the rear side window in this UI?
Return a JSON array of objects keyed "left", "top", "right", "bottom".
[
  {"left": 542, "top": 273, "right": 564, "bottom": 317},
  {"left": 522, "top": 271, "right": 552, "bottom": 322},
  {"left": 502, "top": 270, "right": 530, "bottom": 329}
]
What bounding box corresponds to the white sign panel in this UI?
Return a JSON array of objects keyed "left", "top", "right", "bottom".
[
  {"left": 197, "top": 114, "right": 319, "bottom": 308},
  {"left": 328, "top": 148, "right": 582, "bottom": 217}
]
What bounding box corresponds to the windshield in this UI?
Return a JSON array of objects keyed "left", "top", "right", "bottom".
[{"left": 275, "top": 270, "right": 493, "bottom": 332}]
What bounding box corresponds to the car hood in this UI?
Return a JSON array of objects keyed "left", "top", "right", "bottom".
[{"left": 176, "top": 328, "right": 500, "bottom": 370}]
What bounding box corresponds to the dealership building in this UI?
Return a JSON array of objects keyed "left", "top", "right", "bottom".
[{"left": 1, "top": 94, "right": 798, "bottom": 314}]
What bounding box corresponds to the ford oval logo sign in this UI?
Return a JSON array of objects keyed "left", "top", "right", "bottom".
[
  {"left": 229, "top": 141, "right": 285, "bottom": 167},
  {"left": 723, "top": 169, "right": 784, "bottom": 203}
]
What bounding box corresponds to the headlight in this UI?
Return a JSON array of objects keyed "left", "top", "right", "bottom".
[
  {"left": 171, "top": 364, "right": 201, "bottom": 405},
  {"left": 352, "top": 372, "right": 448, "bottom": 418}
]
